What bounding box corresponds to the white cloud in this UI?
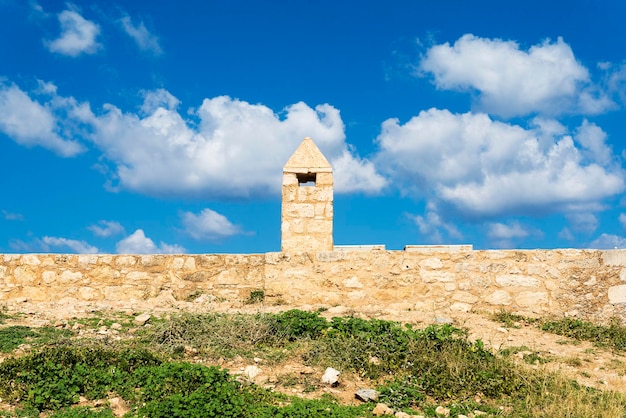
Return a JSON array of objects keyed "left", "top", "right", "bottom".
[
  {"left": 119, "top": 14, "right": 162, "bottom": 55},
  {"left": 42, "top": 236, "right": 99, "bottom": 253},
  {"left": 410, "top": 201, "right": 462, "bottom": 244},
  {"left": 487, "top": 221, "right": 534, "bottom": 248},
  {"left": 574, "top": 120, "right": 612, "bottom": 165},
  {"left": 488, "top": 222, "right": 530, "bottom": 240},
  {"left": 45, "top": 9, "right": 101, "bottom": 56},
  {"left": 419, "top": 34, "right": 613, "bottom": 117},
  {"left": 2, "top": 210, "right": 24, "bottom": 221},
  {"left": 181, "top": 209, "right": 242, "bottom": 241},
  {"left": 559, "top": 227, "right": 575, "bottom": 241},
  {"left": 2, "top": 83, "right": 385, "bottom": 197},
  {"left": 80, "top": 91, "right": 386, "bottom": 197},
  {"left": 0, "top": 82, "right": 85, "bottom": 156},
  {"left": 115, "top": 229, "right": 185, "bottom": 254},
  {"left": 88, "top": 220, "right": 125, "bottom": 237},
  {"left": 565, "top": 212, "right": 598, "bottom": 234},
  {"left": 589, "top": 233, "right": 626, "bottom": 249},
  {"left": 374, "top": 108, "right": 624, "bottom": 219}
]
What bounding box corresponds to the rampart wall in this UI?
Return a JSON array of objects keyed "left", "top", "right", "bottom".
[{"left": 3, "top": 249, "right": 626, "bottom": 322}]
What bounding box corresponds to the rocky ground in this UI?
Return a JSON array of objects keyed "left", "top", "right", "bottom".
[{"left": 2, "top": 296, "right": 626, "bottom": 416}]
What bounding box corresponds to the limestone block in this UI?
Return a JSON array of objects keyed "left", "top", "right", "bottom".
[
  {"left": 13, "top": 266, "right": 36, "bottom": 284},
  {"left": 486, "top": 290, "right": 512, "bottom": 305},
  {"left": 3, "top": 254, "right": 20, "bottom": 262},
  {"left": 183, "top": 257, "right": 196, "bottom": 270},
  {"left": 60, "top": 270, "right": 83, "bottom": 283},
  {"left": 282, "top": 173, "right": 298, "bottom": 185},
  {"left": 90, "top": 265, "right": 121, "bottom": 282},
  {"left": 450, "top": 302, "right": 471, "bottom": 312},
  {"left": 289, "top": 218, "right": 305, "bottom": 233},
  {"left": 282, "top": 187, "right": 297, "bottom": 201},
  {"left": 103, "top": 286, "right": 146, "bottom": 301},
  {"left": 127, "top": 271, "right": 149, "bottom": 281},
  {"left": 419, "top": 269, "right": 455, "bottom": 283},
  {"left": 21, "top": 286, "right": 50, "bottom": 302},
  {"left": 343, "top": 277, "right": 363, "bottom": 288},
  {"left": 316, "top": 251, "right": 349, "bottom": 262},
  {"left": 78, "top": 255, "right": 98, "bottom": 265},
  {"left": 0, "top": 265, "right": 6, "bottom": 278},
  {"left": 306, "top": 221, "right": 332, "bottom": 234},
  {"left": 313, "top": 188, "right": 333, "bottom": 202},
  {"left": 515, "top": 291, "right": 548, "bottom": 307},
  {"left": 608, "top": 285, "right": 626, "bottom": 304},
  {"left": 78, "top": 287, "right": 100, "bottom": 301},
  {"left": 444, "top": 283, "right": 456, "bottom": 291},
  {"left": 420, "top": 257, "right": 443, "bottom": 269},
  {"left": 42, "top": 271, "right": 58, "bottom": 284},
  {"left": 284, "top": 203, "right": 315, "bottom": 218},
  {"left": 527, "top": 263, "right": 559, "bottom": 278},
  {"left": 116, "top": 256, "right": 137, "bottom": 267},
  {"left": 452, "top": 291, "right": 479, "bottom": 303},
  {"left": 347, "top": 291, "right": 366, "bottom": 300},
  {"left": 315, "top": 172, "right": 333, "bottom": 185},
  {"left": 545, "top": 280, "right": 558, "bottom": 291},
  {"left": 215, "top": 270, "right": 239, "bottom": 286},
  {"left": 21, "top": 255, "right": 41, "bottom": 266},
  {"left": 172, "top": 257, "right": 185, "bottom": 269},
  {"left": 603, "top": 250, "right": 626, "bottom": 266},
  {"left": 495, "top": 274, "right": 540, "bottom": 287}
]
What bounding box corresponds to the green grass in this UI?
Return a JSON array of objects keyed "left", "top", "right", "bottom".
[
  {"left": 1, "top": 310, "right": 626, "bottom": 417},
  {"left": 0, "top": 325, "right": 73, "bottom": 352},
  {"left": 492, "top": 310, "right": 626, "bottom": 352}
]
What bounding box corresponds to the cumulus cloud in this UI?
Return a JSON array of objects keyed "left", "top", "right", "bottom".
[
  {"left": 88, "top": 220, "right": 125, "bottom": 237},
  {"left": 180, "top": 209, "right": 242, "bottom": 241},
  {"left": 419, "top": 34, "right": 613, "bottom": 117},
  {"left": 374, "top": 108, "right": 624, "bottom": 220},
  {"left": 45, "top": 8, "right": 101, "bottom": 56},
  {"left": 42, "top": 236, "right": 99, "bottom": 253},
  {"left": 79, "top": 90, "right": 386, "bottom": 197},
  {"left": 1, "top": 82, "right": 385, "bottom": 197},
  {"left": 565, "top": 212, "right": 598, "bottom": 234},
  {"left": 119, "top": 14, "right": 162, "bottom": 55},
  {"left": 2, "top": 210, "right": 24, "bottom": 221},
  {"left": 115, "top": 229, "right": 185, "bottom": 254},
  {"left": 410, "top": 201, "right": 462, "bottom": 244},
  {"left": 0, "top": 82, "right": 85, "bottom": 156},
  {"left": 589, "top": 233, "right": 626, "bottom": 249},
  {"left": 487, "top": 221, "right": 532, "bottom": 248}
]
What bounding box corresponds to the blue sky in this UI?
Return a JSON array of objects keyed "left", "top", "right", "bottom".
[{"left": 2, "top": 0, "right": 626, "bottom": 254}]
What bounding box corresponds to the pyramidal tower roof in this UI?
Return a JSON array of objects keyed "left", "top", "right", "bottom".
[{"left": 283, "top": 137, "right": 332, "bottom": 173}]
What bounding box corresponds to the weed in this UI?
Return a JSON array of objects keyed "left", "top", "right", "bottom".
[
  {"left": 541, "top": 317, "right": 626, "bottom": 351},
  {"left": 246, "top": 289, "right": 265, "bottom": 304},
  {"left": 0, "top": 325, "right": 73, "bottom": 352},
  {"left": 565, "top": 357, "right": 583, "bottom": 367},
  {"left": 49, "top": 406, "right": 115, "bottom": 417},
  {"left": 491, "top": 309, "right": 538, "bottom": 328}
]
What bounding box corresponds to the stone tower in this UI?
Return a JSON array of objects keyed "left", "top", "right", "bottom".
[{"left": 281, "top": 137, "right": 333, "bottom": 252}]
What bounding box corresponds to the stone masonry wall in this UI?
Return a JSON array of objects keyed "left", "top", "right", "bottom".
[
  {"left": 3, "top": 249, "right": 626, "bottom": 322},
  {"left": 281, "top": 171, "right": 334, "bottom": 252}
]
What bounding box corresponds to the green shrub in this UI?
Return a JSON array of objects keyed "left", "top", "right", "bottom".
[
  {"left": 0, "top": 344, "right": 161, "bottom": 411},
  {"left": 129, "top": 363, "right": 247, "bottom": 417},
  {"left": 273, "top": 310, "right": 328, "bottom": 340},
  {"left": 49, "top": 406, "right": 115, "bottom": 417}
]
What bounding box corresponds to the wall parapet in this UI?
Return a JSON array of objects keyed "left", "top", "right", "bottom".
[{"left": 2, "top": 249, "right": 626, "bottom": 323}]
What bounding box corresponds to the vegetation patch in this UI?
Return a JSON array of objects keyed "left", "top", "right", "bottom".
[{"left": 1, "top": 310, "right": 626, "bottom": 417}]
